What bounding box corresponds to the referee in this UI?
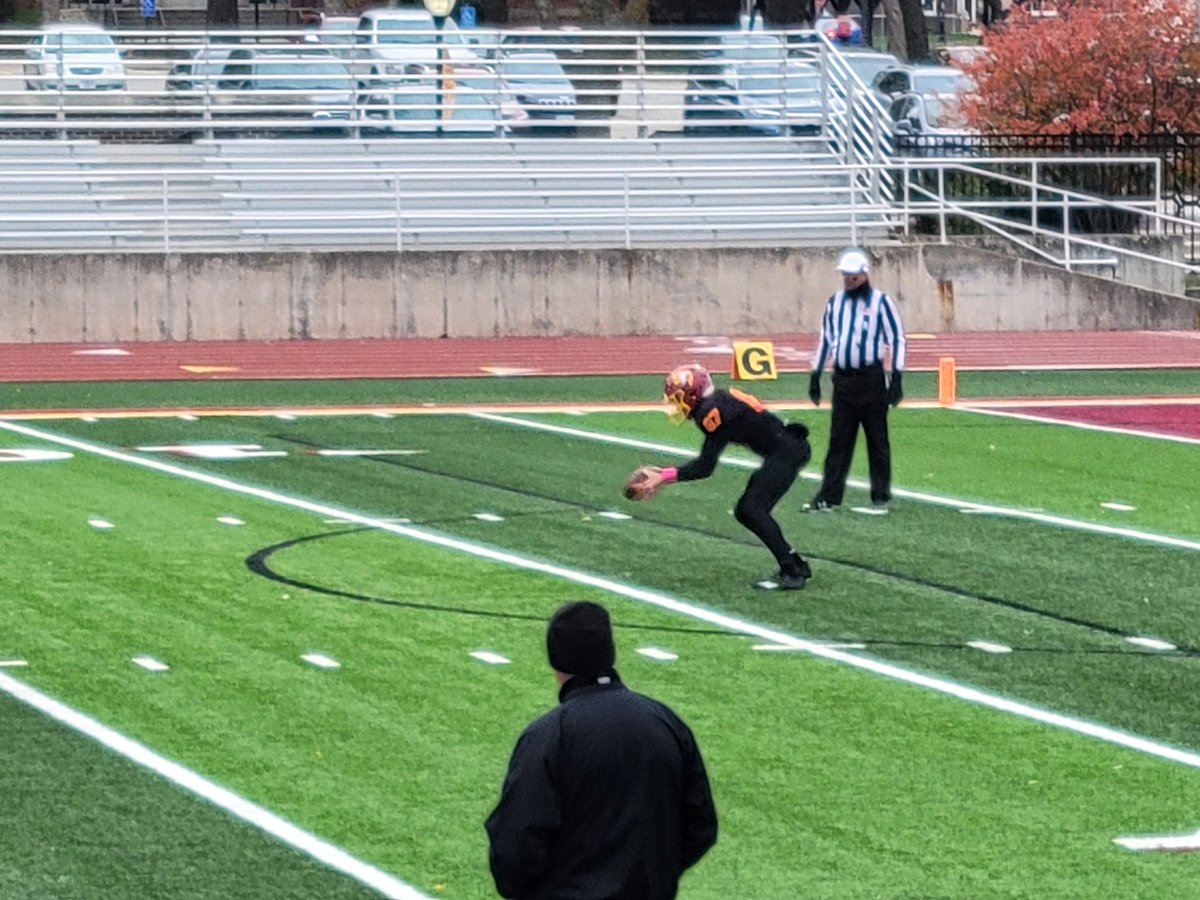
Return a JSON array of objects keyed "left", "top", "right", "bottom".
[{"left": 805, "top": 248, "right": 907, "bottom": 513}]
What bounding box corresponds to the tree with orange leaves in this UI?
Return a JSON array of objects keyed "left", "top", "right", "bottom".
[{"left": 957, "top": 0, "right": 1200, "bottom": 136}]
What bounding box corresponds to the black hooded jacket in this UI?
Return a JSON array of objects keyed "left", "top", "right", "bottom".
[{"left": 485, "top": 672, "right": 718, "bottom": 899}]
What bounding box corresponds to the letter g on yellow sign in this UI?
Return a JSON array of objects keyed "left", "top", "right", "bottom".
[{"left": 731, "top": 341, "right": 777, "bottom": 381}]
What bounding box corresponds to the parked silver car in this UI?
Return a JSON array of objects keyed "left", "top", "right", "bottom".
[
  {"left": 889, "top": 91, "right": 980, "bottom": 156},
  {"left": 24, "top": 23, "right": 125, "bottom": 92},
  {"left": 684, "top": 60, "right": 832, "bottom": 137},
  {"left": 870, "top": 64, "right": 971, "bottom": 105},
  {"left": 165, "top": 45, "right": 239, "bottom": 92},
  {"left": 835, "top": 49, "right": 901, "bottom": 89},
  {"left": 298, "top": 15, "right": 359, "bottom": 59}
]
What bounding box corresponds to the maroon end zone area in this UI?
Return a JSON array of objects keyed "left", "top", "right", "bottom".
[
  {"left": 0, "top": 331, "right": 1197, "bottom": 383},
  {"left": 995, "top": 403, "right": 1200, "bottom": 440}
]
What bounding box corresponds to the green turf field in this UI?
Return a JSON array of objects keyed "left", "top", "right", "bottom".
[{"left": 1, "top": 370, "right": 1198, "bottom": 899}]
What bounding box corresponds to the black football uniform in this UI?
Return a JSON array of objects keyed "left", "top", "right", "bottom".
[{"left": 677, "top": 388, "right": 811, "bottom": 571}]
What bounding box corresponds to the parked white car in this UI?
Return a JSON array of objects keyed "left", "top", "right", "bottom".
[
  {"left": 24, "top": 23, "right": 125, "bottom": 92},
  {"left": 684, "top": 59, "right": 833, "bottom": 137},
  {"left": 352, "top": 8, "right": 483, "bottom": 86}
]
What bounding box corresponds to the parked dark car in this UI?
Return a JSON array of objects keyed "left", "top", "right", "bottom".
[
  {"left": 210, "top": 49, "right": 355, "bottom": 134},
  {"left": 496, "top": 51, "right": 577, "bottom": 134}
]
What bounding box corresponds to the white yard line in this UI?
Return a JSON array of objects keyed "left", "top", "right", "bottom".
[
  {"left": 0, "top": 670, "right": 429, "bottom": 900},
  {"left": 961, "top": 397, "right": 1200, "bottom": 408},
  {"left": 3, "top": 418, "right": 1200, "bottom": 772},
  {"left": 472, "top": 413, "right": 1200, "bottom": 553},
  {"left": 957, "top": 404, "right": 1200, "bottom": 446}
]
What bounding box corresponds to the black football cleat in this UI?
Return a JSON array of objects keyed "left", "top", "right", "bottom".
[
  {"left": 775, "top": 570, "right": 807, "bottom": 590},
  {"left": 789, "top": 553, "right": 813, "bottom": 580}
]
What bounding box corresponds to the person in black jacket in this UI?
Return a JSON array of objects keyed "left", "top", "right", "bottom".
[
  {"left": 486, "top": 600, "right": 718, "bottom": 900},
  {"left": 626, "top": 363, "right": 813, "bottom": 590}
]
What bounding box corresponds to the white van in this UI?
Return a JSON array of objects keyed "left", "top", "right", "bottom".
[{"left": 353, "top": 8, "right": 483, "bottom": 85}]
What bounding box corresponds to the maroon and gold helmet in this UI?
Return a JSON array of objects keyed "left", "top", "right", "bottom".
[{"left": 664, "top": 363, "right": 712, "bottom": 423}]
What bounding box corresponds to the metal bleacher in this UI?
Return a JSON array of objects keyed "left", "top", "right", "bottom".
[
  {"left": 0, "top": 24, "right": 1190, "bottom": 285},
  {"left": 0, "top": 25, "right": 904, "bottom": 252},
  {"left": 0, "top": 134, "right": 896, "bottom": 252}
]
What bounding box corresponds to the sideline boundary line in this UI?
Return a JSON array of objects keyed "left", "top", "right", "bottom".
[
  {"left": 3, "top": 419, "right": 1200, "bottom": 773},
  {"left": 2, "top": 394, "right": 1199, "bottom": 422},
  {"left": 0, "top": 670, "right": 429, "bottom": 900},
  {"left": 958, "top": 404, "right": 1200, "bottom": 446}
]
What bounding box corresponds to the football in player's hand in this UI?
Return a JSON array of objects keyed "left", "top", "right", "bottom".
[{"left": 624, "top": 466, "right": 663, "bottom": 501}]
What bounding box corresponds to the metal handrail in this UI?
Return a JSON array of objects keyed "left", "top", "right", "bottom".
[{"left": 896, "top": 156, "right": 1195, "bottom": 276}]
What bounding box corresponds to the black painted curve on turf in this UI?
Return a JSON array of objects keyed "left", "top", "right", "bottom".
[
  {"left": 244, "top": 529, "right": 1191, "bottom": 659},
  {"left": 246, "top": 528, "right": 728, "bottom": 637}
]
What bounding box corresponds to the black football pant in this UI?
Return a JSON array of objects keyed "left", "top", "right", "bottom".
[
  {"left": 735, "top": 431, "right": 811, "bottom": 565},
  {"left": 816, "top": 365, "right": 892, "bottom": 506}
]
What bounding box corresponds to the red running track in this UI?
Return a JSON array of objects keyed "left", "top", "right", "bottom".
[{"left": 0, "top": 331, "right": 1198, "bottom": 383}]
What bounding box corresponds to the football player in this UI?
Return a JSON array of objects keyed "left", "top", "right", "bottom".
[{"left": 628, "top": 363, "right": 813, "bottom": 590}]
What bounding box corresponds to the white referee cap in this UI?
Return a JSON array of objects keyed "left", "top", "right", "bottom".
[{"left": 835, "top": 249, "right": 870, "bottom": 274}]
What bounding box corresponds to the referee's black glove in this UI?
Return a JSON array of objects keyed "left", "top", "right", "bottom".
[
  {"left": 887, "top": 371, "right": 904, "bottom": 407},
  {"left": 808, "top": 372, "right": 821, "bottom": 406}
]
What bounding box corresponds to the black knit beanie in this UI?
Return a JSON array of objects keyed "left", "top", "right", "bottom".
[{"left": 546, "top": 601, "right": 616, "bottom": 676}]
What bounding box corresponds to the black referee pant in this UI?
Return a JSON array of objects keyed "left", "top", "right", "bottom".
[
  {"left": 735, "top": 425, "right": 811, "bottom": 564},
  {"left": 815, "top": 363, "right": 892, "bottom": 506}
]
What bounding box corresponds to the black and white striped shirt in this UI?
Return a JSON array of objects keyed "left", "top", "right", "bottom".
[{"left": 812, "top": 286, "right": 907, "bottom": 374}]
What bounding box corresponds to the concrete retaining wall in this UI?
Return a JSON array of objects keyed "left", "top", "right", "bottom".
[{"left": 1, "top": 244, "right": 1196, "bottom": 343}]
